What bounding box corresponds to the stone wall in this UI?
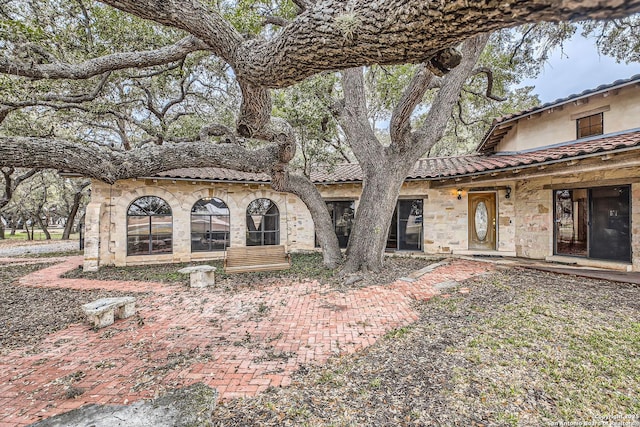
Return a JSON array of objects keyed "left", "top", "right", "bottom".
[{"left": 85, "top": 179, "right": 314, "bottom": 270}]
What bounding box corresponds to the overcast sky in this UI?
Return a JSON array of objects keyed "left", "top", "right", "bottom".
[{"left": 521, "top": 34, "right": 640, "bottom": 103}]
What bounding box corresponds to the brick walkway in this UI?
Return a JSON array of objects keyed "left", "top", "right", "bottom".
[{"left": 0, "top": 256, "right": 492, "bottom": 426}]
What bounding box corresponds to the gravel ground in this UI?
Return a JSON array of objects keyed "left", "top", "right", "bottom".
[{"left": 0, "top": 239, "right": 80, "bottom": 257}]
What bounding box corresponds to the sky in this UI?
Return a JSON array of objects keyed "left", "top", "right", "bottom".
[{"left": 521, "top": 33, "right": 640, "bottom": 103}]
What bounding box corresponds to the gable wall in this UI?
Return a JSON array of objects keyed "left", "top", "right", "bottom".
[{"left": 497, "top": 83, "right": 640, "bottom": 153}]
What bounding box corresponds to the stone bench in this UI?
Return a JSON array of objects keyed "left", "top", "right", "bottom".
[
  {"left": 82, "top": 297, "right": 137, "bottom": 329},
  {"left": 178, "top": 265, "right": 217, "bottom": 288}
]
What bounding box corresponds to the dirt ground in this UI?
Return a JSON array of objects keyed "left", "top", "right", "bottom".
[{"left": 211, "top": 268, "right": 640, "bottom": 426}]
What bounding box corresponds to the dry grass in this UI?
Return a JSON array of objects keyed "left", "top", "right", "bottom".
[{"left": 212, "top": 268, "right": 640, "bottom": 426}]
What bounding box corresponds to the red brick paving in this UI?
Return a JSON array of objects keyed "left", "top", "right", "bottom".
[{"left": 0, "top": 256, "right": 492, "bottom": 426}]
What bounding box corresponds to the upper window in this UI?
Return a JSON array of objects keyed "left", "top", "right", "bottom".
[
  {"left": 246, "top": 198, "right": 279, "bottom": 246},
  {"left": 576, "top": 113, "right": 603, "bottom": 139},
  {"left": 191, "top": 198, "right": 230, "bottom": 252},
  {"left": 127, "top": 196, "right": 172, "bottom": 255}
]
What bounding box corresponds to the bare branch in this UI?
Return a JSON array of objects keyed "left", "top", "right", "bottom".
[
  {"left": 472, "top": 67, "right": 507, "bottom": 101},
  {"left": 509, "top": 24, "right": 538, "bottom": 65},
  {"left": 0, "top": 36, "right": 208, "bottom": 80}
]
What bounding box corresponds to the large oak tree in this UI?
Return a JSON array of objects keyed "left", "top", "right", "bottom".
[{"left": 1, "top": 0, "right": 639, "bottom": 272}]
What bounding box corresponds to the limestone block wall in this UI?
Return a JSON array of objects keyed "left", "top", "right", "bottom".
[
  {"left": 423, "top": 187, "right": 467, "bottom": 254},
  {"left": 85, "top": 179, "right": 313, "bottom": 268},
  {"left": 514, "top": 178, "right": 553, "bottom": 259}
]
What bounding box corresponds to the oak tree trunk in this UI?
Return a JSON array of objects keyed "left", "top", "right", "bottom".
[{"left": 343, "top": 158, "right": 413, "bottom": 273}]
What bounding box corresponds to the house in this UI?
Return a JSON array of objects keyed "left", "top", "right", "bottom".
[{"left": 82, "top": 74, "right": 640, "bottom": 272}]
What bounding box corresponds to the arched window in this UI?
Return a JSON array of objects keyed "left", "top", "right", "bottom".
[
  {"left": 127, "top": 196, "right": 172, "bottom": 255},
  {"left": 191, "top": 198, "right": 230, "bottom": 252},
  {"left": 246, "top": 198, "right": 279, "bottom": 246}
]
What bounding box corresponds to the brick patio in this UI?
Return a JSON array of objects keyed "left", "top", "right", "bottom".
[{"left": 0, "top": 256, "right": 492, "bottom": 426}]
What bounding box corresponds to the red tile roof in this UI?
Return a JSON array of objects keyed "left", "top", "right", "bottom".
[{"left": 151, "top": 130, "right": 640, "bottom": 184}]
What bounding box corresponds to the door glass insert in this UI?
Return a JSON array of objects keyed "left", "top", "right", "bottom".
[
  {"left": 554, "top": 189, "right": 588, "bottom": 257},
  {"left": 474, "top": 201, "right": 488, "bottom": 241},
  {"left": 387, "top": 199, "right": 423, "bottom": 251}
]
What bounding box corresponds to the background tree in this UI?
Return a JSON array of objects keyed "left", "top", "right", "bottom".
[{"left": 0, "top": 0, "right": 639, "bottom": 271}]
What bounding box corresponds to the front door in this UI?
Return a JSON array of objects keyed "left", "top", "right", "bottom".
[{"left": 469, "top": 193, "right": 497, "bottom": 250}]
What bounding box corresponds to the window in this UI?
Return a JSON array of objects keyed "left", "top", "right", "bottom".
[
  {"left": 576, "top": 113, "right": 603, "bottom": 139},
  {"left": 191, "top": 198, "right": 230, "bottom": 252},
  {"left": 246, "top": 198, "right": 279, "bottom": 246},
  {"left": 127, "top": 196, "right": 172, "bottom": 255},
  {"left": 315, "top": 201, "right": 355, "bottom": 248},
  {"left": 387, "top": 199, "right": 423, "bottom": 251}
]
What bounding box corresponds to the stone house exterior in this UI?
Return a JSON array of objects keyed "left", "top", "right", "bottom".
[{"left": 83, "top": 74, "right": 640, "bottom": 272}]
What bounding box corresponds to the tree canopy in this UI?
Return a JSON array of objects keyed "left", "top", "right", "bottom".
[{"left": 1, "top": 0, "right": 639, "bottom": 270}]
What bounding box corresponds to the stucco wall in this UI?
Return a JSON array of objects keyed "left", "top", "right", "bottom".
[{"left": 498, "top": 84, "right": 640, "bottom": 153}]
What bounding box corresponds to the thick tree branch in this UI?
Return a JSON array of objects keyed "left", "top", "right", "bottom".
[
  {"left": 408, "top": 33, "right": 492, "bottom": 158},
  {"left": 389, "top": 65, "right": 435, "bottom": 144},
  {"left": 337, "top": 68, "right": 382, "bottom": 169},
  {"left": 0, "top": 137, "right": 292, "bottom": 184},
  {"left": 100, "top": 0, "right": 243, "bottom": 63},
  {"left": 263, "top": 16, "right": 290, "bottom": 27},
  {"left": 0, "top": 36, "right": 208, "bottom": 80},
  {"left": 270, "top": 171, "right": 342, "bottom": 268}
]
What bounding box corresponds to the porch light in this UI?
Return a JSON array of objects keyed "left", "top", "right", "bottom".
[
  {"left": 505, "top": 186, "right": 512, "bottom": 199},
  {"left": 457, "top": 189, "right": 462, "bottom": 200}
]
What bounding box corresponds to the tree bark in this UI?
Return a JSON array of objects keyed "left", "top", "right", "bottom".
[
  {"left": 35, "top": 215, "right": 51, "bottom": 240},
  {"left": 62, "top": 182, "right": 90, "bottom": 240},
  {"left": 271, "top": 172, "right": 342, "bottom": 268},
  {"left": 342, "top": 157, "right": 415, "bottom": 273},
  {"left": 100, "top": 0, "right": 640, "bottom": 88}
]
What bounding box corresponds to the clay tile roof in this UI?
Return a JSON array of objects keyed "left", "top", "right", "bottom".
[
  {"left": 150, "top": 129, "right": 640, "bottom": 184},
  {"left": 419, "top": 129, "right": 640, "bottom": 178},
  {"left": 477, "top": 74, "right": 640, "bottom": 153}
]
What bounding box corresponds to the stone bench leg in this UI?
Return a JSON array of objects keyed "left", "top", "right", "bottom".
[
  {"left": 190, "top": 270, "right": 215, "bottom": 288},
  {"left": 90, "top": 309, "right": 115, "bottom": 328},
  {"left": 115, "top": 301, "right": 136, "bottom": 319}
]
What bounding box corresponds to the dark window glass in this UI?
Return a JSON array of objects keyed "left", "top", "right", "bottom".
[
  {"left": 127, "top": 196, "right": 172, "bottom": 255},
  {"left": 576, "top": 113, "right": 603, "bottom": 139},
  {"left": 191, "top": 198, "right": 230, "bottom": 252},
  {"left": 589, "top": 186, "right": 630, "bottom": 262},
  {"left": 246, "top": 198, "right": 279, "bottom": 246},
  {"left": 316, "top": 201, "right": 355, "bottom": 248},
  {"left": 387, "top": 199, "right": 423, "bottom": 251},
  {"left": 554, "top": 189, "right": 587, "bottom": 257}
]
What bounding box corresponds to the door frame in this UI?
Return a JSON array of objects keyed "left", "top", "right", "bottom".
[{"left": 468, "top": 191, "right": 498, "bottom": 251}]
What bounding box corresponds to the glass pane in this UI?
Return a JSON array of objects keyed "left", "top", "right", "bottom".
[
  {"left": 589, "top": 186, "right": 630, "bottom": 262},
  {"left": 554, "top": 189, "right": 587, "bottom": 257},
  {"left": 398, "top": 199, "right": 423, "bottom": 251},
  {"left": 333, "top": 201, "right": 355, "bottom": 248},
  {"left": 192, "top": 198, "right": 229, "bottom": 215},
  {"left": 151, "top": 216, "right": 172, "bottom": 254},
  {"left": 127, "top": 216, "right": 149, "bottom": 255},
  {"left": 128, "top": 196, "right": 171, "bottom": 215},
  {"left": 247, "top": 198, "right": 278, "bottom": 216},
  {"left": 475, "top": 202, "right": 488, "bottom": 241}
]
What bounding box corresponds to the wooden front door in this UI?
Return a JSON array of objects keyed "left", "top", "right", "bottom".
[{"left": 468, "top": 193, "right": 497, "bottom": 250}]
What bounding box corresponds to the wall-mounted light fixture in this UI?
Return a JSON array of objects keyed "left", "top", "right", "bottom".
[
  {"left": 457, "top": 189, "right": 462, "bottom": 200},
  {"left": 505, "top": 186, "right": 512, "bottom": 199}
]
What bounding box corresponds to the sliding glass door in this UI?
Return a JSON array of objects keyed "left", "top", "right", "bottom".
[{"left": 554, "top": 186, "right": 630, "bottom": 262}]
